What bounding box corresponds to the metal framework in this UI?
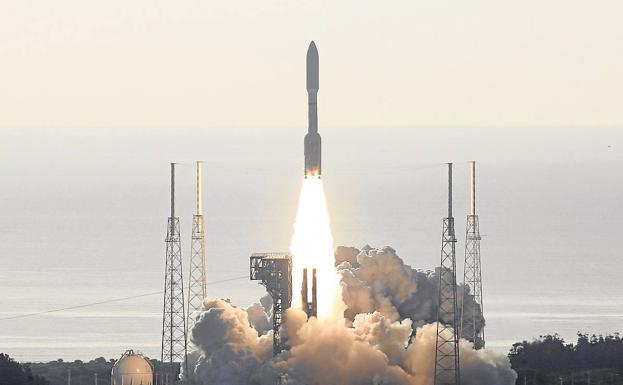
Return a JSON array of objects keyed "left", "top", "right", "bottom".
[
  {"left": 161, "top": 163, "right": 188, "bottom": 380},
  {"left": 250, "top": 253, "right": 293, "bottom": 355},
  {"left": 187, "top": 161, "right": 207, "bottom": 326},
  {"left": 434, "top": 163, "right": 461, "bottom": 385},
  {"left": 461, "top": 161, "right": 485, "bottom": 349}
]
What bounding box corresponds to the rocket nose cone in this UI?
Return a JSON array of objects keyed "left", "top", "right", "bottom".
[
  {"left": 306, "top": 41, "right": 319, "bottom": 91},
  {"left": 307, "top": 41, "right": 317, "bottom": 55}
]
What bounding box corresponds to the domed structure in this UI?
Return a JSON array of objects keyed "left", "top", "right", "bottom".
[{"left": 111, "top": 350, "right": 153, "bottom": 385}]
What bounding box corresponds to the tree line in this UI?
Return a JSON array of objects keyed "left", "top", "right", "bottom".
[
  {"left": 4, "top": 332, "right": 623, "bottom": 385},
  {"left": 509, "top": 333, "right": 623, "bottom": 385},
  {"left": 0, "top": 354, "right": 177, "bottom": 385},
  {"left": 0, "top": 353, "right": 48, "bottom": 385}
]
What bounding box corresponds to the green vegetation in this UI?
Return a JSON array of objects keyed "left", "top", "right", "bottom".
[
  {"left": 27, "top": 357, "right": 113, "bottom": 385},
  {"left": 2, "top": 355, "right": 176, "bottom": 385},
  {"left": 509, "top": 333, "right": 623, "bottom": 385},
  {"left": 0, "top": 353, "right": 48, "bottom": 385}
]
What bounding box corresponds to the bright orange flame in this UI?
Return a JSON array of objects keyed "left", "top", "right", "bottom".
[{"left": 290, "top": 176, "right": 341, "bottom": 319}]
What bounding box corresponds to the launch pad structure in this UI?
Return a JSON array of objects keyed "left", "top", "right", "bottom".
[
  {"left": 161, "top": 163, "right": 188, "bottom": 380},
  {"left": 250, "top": 253, "right": 293, "bottom": 355},
  {"left": 434, "top": 163, "right": 461, "bottom": 385},
  {"left": 461, "top": 161, "right": 485, "bottom": 349}
]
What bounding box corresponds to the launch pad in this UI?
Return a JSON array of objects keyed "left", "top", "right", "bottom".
[
  {"left": 250, "top": 253, "right": 293, "bottom": 355},
  {"left": 250, "top": 253, "right": 319, "bottom": 356}
]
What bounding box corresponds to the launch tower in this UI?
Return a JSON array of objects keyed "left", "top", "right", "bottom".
[
  {"left": 250, "top": 252, "right": 293, "bottom": 355},
  {"left": 161, "top": 163, "right": 188, "bottom": 379},
  {"left": 187, "top": 161, "right": 207, "bottom": 326},
  {"left": 460, "top": 161, "right": 485, "bottom": 349},
  {"left": 434, "top": 163, "right": 461, "bottom": 385}
]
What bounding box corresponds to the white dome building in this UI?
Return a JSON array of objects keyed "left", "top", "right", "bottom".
[{"left": 111, "top": 350, "right": 153, "bottom": 385}]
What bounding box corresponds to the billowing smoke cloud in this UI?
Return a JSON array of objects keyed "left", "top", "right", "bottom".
[
  {"left": 246, "top": 294, "right": 273, "bottom": 335},
  {"left": 337, "top": 246, "right": 485, "bottom": 339},
  {"left": 187, "top": 246, "right": 515, "bottom": 385},
  {"left": 187, "top": 299, "right": 273, "bottom": 384}
]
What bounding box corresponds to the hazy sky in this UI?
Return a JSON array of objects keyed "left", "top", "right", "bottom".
[{"left": 1, "top": 0, "right": 621, "bottom": 127}]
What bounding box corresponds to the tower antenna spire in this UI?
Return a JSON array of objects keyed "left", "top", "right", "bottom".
[
  {"left": 161, "top": 162, "right": 188, "bottom": 381},
  {"left": 170, "top": 162, "right": 175, "bottom": 219},
  {"left": 197, "top": 161, "right": 203, "bottom": 215},
  {"left": 461, "top": 161, "right": 485, "bottom": 349},
  {"left": 188, "top": 161, "right": 208, "bottom": 328},
  {"left": 434, "top": 163, "right": 461, "bottom": 385}
]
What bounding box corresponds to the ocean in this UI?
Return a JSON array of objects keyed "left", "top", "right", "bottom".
[{"left": 0, "top": 126, "right": 621, "bottom": 362}]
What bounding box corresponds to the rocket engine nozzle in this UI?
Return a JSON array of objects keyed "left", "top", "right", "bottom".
[{"left": 304, "top": 132, "right": 321, "bottom": 178}]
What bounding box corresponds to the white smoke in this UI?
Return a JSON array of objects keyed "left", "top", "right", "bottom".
[
  {"left": 187, "top": 246, "right": 515, "bottom": 385},
  {"left": 337, "top": 246, "right": 485, "bottom": 338},
  {"left": 187, "top": 299, "right": 273, "bottom": 385}
]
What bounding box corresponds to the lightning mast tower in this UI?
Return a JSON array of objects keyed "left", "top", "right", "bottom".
[
  {"left": 434, "top": 163, "right": 461, "bottom": 385},
  {"left": 187, "top": 161, "right": 207, "bottom": 325},
  {"left": 161, "top": 163, "right": 188, "bottom": 381},
  {"left": 461, "top": 161, "right": 485, "bottom": 349}
]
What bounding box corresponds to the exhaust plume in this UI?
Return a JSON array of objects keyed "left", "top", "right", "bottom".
[
  {"left": 290, "top": 178, "right": 343, "bottom": 318},
  {"left": 187, "top": 246, "right": 514, "bottom": 385},
  {"left": 337, "top": 246, "right": 485, "bottom": 338}
]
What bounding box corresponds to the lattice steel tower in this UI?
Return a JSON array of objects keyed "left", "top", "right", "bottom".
[
  {"left": 161, "top": 163, "right": 188, "bottom": 380},
  {"left": 434, "top": 163, "right": 461, "bottom": 385},
  {"left": 187, "top": 161, "right": 207, "bottom": 326},
  {"left": 461, "top": 161, "right": 485, "bottom": 349}
]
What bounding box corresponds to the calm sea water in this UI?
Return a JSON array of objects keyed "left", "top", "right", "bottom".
[{"left": 0, "top": 126, "right": 621, "bottom": 362}]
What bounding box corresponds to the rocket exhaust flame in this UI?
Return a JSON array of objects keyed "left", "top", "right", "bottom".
[
  {"left": 290, "top": 42, "right": 341, "bottom": 319},
  {"left": 290, "top": 177, "right": 341, "bottom": 319}
]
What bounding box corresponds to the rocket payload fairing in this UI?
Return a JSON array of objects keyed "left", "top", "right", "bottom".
[{"left": 304, "top": 41, "right": 321, "bottom": 178}]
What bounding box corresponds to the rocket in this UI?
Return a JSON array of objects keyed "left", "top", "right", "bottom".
[
  {"left": 300, "top": 42, "right": 321, "bottom": 320},
  {"left": 304, "top": 41, "right": 321, "bottom": 178}
]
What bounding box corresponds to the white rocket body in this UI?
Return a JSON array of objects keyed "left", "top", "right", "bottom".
[{"left": 304, "top": 41, "right": 321, "bottom": 178}]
